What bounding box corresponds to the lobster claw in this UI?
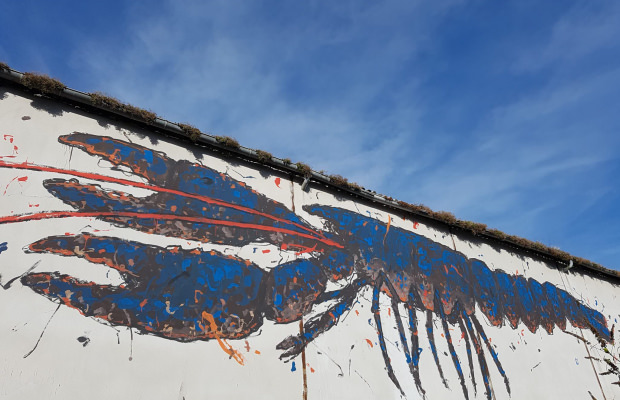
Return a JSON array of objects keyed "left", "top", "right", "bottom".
[
  {"left": 50, "top": 133, "right": 337, "bottom": 251},
  {"left": 275, "top": 334, "right": 306, "bottom": 360}
]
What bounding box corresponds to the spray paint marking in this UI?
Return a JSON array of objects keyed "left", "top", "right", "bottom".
[
  {"left": 24, "top": 304, "right": 61, "bottom": 358},
  {"left": 0, "top": 135, "right": 18, "bottom": 158},
  {"left": 3, "top": 176, "right": 27, "bottom": 195}
]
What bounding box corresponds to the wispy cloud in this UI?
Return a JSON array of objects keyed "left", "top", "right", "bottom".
[
  {"left": 68, "top": 0, "right": 464, "bottom": 185},
  {"left": 513, "top": 0, "right": 620, "bottom": 73}
]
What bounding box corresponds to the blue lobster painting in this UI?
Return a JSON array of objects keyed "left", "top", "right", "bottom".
[{"left": 0, "top": 133, "right": 611, "bottom": 399}]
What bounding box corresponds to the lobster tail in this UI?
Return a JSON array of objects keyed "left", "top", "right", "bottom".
[
  {"left": 557, "top": 287, "right": 611, "bottom": 341},
  {"left": 471, "top": 259, "right": 610, "bottom": 340}
]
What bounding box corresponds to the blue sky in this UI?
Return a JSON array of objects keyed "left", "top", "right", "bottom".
[{"left": 1, "top": 0, "right": 619, "bottom": 270}]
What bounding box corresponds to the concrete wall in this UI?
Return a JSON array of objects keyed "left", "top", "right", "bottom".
[{"left": 1, "top": 85, "right": 619, "bottom": 400}]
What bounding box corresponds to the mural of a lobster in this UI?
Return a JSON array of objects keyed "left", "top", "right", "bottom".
[{"left": 0, "top": 133, "right": 611, "bottom": 400}]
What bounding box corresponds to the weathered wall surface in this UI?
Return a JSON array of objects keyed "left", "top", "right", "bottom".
[{"left": 1, "top": 85, "right": 619, "bottom": 400}]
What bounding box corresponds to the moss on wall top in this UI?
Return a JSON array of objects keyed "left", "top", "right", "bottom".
[
  {"left": 90, "top": 92, "right": 158, "bottom": 123},
  {"left": 21, "top": 72, "right": 67, "bottom": 95}
]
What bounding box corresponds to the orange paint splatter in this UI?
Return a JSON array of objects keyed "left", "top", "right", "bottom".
[
  {"left": 262, "top": 249, "right": 270, "bottom": 254},
  {"left": 388, "top": 307, "right": 391, "bottom": 317},
  {"left": 365, "top": 339, "right": 374, "bottom": 348},
  {"left": 140, "top": 299, "right": 148, "bottom": 309},
  {"left": 201, "top": 312, "right": 245, "bottom": 365},
  {"left": 355, "top": 310, "right": 359, "bottom": 316},
  {"left": 254, "top": 350, "right": 261, "bottom": 355},
  {"left": 448, "top": 264, "right": 463, "bottom": 277},
  {"left": 310, "top": 367, "right": 315, "bottom": 373},
  {"left": 383, "top": 216, "right": 391, "bottom": 244},
  {"left": 274, "top": 177, "right": 281, "bottom": 188},
  {"left": 294, "top": 243, "right": 317, "bottom": 256},
  {"left": 413, "top": 222, "right": 419, "bottom": 229}
]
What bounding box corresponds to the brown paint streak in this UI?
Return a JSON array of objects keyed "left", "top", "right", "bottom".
[
  {"left": 289, "top": 176, "right": 296, "bottom": 213},
  {"left": 580, "top": 327, "right": 608, "bottom": 400},
  {"left": 300, "top": 319, "right": 307, "bottom": 400}
]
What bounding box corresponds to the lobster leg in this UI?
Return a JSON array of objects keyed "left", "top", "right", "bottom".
[
  {"left": 405, "top": 299, "right": 425, "bottom": 396},
  {"left": 276, "top": 279, "right": 363, "bottom": 360},
  {"left": 426, "top": 309, "right": 449, "bottom": 388},
  {"left": 436, "top": 295, "right": 469, "bottom": 400},
  {"left": 462, "top": 311, "right": 495, "bottom": 400},
  {"left": 471, "top": 314, "right": 511, "bottom": 395},
  {"left": 457, "top": 313, "right": 478, "bottom": 396},
  {"left": 371, "top": 283, "right": 405, "bottom": 396},
  {"left": 381, "top": 273, "right": 425, "bottom": 396}
]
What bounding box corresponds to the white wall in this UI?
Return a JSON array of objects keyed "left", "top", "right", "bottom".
[{"left": 0, "top": 86, "right": 618, "bottom": 400}]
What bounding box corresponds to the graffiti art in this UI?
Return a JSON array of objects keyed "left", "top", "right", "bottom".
[{"left": 0, "top": 133, "right": 610, "bottom": 399}]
